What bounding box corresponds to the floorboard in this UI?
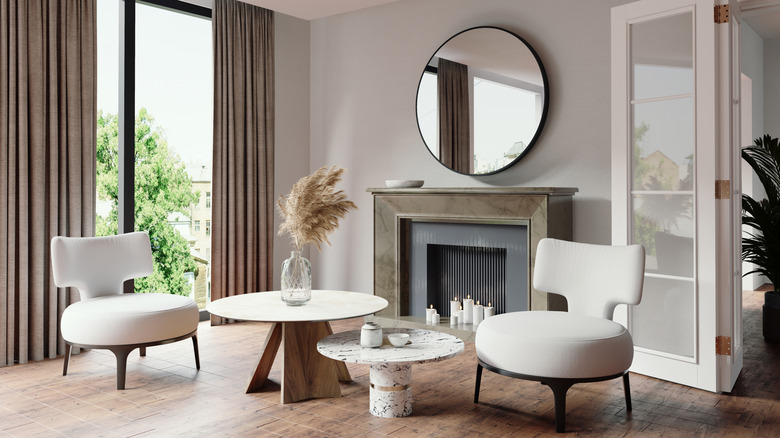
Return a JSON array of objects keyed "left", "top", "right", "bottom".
[{"left": 1, "top": 289, "right": 779, "bottom": 437}]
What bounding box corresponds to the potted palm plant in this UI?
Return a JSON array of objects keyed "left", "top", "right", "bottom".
[{"left": 742, "top": 134, "right": 780, "bottom": 342}]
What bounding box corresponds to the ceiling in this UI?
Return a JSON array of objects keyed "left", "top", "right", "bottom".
[
  {"left": 193, "top": 1, "right": 780, "bottom": 33},
  {"left": 741, "top": 1, "right": 780, "bottom": 39},
  {"left": 237, "top": 0, "right": 403, "bottom": 20}
]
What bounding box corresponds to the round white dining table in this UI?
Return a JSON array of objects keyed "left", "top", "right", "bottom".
[{"left": 207, "top": 290, "right": 388, "bottom": 404}]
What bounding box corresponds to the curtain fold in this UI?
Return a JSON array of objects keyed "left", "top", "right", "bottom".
[
  {"left": 438, "top": 58, "right": 471, "bottom": 174},
  {"left": 211, "top": 0, "right": 274, "bottom": 323},
  {"left": 0, "top": 0, "right": 96, "bottom": 366}
]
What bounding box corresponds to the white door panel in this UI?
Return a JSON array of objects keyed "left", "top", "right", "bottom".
[{"left": 612, "top": 0, "right": 739, "bottom": 392}]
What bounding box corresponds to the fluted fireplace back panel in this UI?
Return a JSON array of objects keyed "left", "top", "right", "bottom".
[{"left": 408, "top": 221, "right": 527, "bottom": 317}]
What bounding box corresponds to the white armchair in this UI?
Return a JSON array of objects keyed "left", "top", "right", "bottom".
[
  {"left": 474, "top": 238, "right": 645, "bottom": 432},
  {"left": 51, "top": 232, "right": 200, "bottom": 390}
]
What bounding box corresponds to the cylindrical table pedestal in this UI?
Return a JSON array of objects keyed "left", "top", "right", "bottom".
[{"left": 369, "top": 363, "right": 412, "bottom": 417}]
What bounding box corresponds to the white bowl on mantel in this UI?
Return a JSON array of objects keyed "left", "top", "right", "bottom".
[{"left": 385, "top": 180, "right": 424, "bottom": 188}]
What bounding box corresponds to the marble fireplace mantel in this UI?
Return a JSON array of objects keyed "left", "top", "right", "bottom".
[{"left": 367, "top": 187, "right": 576, "bottom": 340}]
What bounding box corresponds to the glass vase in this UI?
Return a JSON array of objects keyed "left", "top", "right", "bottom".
[{"left": 281, "top": 250, "right": 311, "bottom": 306}]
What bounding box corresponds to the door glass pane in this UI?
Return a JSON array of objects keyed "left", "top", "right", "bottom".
[
  {"left": 632, "top": 277, "right": 695, "bottom": 357},
  {"left": 633, "top": 195, "right": 693, "bottom": 276},
  {"left": 629, "top": 11, "right": 696, "bottom": 359},
  {"left": 631, "top": 12, "right": 693, "bottom": 100},
  {"left": 632, "top": 98, "right": 694, "bottom": 191}
]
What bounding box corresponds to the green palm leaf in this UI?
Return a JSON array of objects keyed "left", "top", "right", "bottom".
[{"left": 742, "top": 134, "right": 780, "bottom": 287}]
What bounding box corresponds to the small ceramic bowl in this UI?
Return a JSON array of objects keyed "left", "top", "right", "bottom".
[{"left": 387, "top": 333, "right": 410, "bottom": 347}]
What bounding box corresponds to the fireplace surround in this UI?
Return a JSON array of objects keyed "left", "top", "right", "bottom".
[{"left": 367, "top": 187, "right": 576, "bottom": 339}]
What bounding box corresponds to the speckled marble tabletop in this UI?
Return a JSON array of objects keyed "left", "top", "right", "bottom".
[{"left": 317, "top": 328, "right": 464, "bottom": 365}]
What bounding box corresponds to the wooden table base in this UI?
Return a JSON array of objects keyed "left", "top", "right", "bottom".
[{"left": 246, "top": 321, "right": 352, "bottom": 403}]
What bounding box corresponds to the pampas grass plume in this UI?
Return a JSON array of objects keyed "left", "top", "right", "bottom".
[{"left": 277, "top": 166, "right": 357, "bottom": 251}]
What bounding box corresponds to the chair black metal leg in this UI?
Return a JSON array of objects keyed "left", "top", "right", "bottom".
[
  {"left": 139, "top": 346, "right": 146, "bottom": 357},
  {"left": 474, "top": 363, "right": 483, "bottom": 403},
  {"left": 63, "top": 343, "right": 72, "bottom": 376},
  {"left": 543, "top": 380, "right": 575, "bottom": 433},
  {"left": 192, "top": 335, "right": 200, "bottom": 370},
  {"left": 623, "top": 372, "right": 632, "bottom": 411}
]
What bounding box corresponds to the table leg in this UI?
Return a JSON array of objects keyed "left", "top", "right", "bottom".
[
  {"left": 281, "top": 321, "right": 343, "bottom": 403},
  {"left": 369, "top": 363, "right": 413, "bottom": 417},
  {"left": 246, "top": 322, "right": 282, "bottom": 393}
]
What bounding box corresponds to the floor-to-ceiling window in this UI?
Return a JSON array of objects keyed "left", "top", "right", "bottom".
[{"left": 96, "top": 0, "right": 213, "bottom": 309}]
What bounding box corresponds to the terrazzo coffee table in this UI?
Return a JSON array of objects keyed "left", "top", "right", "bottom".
[
  {"left": 207, "top": 290, "right": 388, "bottom": 404},
  {"left": 317, "top": 328, "right": 464, "bottom": 417}
]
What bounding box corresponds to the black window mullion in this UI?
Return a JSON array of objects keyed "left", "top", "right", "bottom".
[{"left": 118, "top": 0, "right": 135, "bottom": 237}]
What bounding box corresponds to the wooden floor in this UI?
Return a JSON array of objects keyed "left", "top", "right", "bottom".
[{"left": 2, "top": 290, "right": 779, "bottom": 437}]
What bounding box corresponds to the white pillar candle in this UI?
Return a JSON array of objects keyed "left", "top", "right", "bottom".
[
  {"left": 426, "top": 305, "right": 436, "bottom": 324},
  {"left": 463, "top": 296, "right": 474, "bottom": 324},
  {"left": 457, "top": 310, "right": 464, "bottom": 326},
  {"left": 484, "top": 303, "right": 495, "bottom": 318},
  {"left": 432, "top": 313, "right": 440, "bottom": 325},
  {"left": 450, "top": 314, "right": 459, "bottom": 326},
  {"left": 473, "top": 302, "right": 483, "bottom": 326},
  {"left": 450, "top": 298, "right": 460, "bottom": 318}
]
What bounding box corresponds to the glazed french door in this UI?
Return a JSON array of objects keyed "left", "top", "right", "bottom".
[{"left": 611, "top": 0, "right": 741, "bottom": 392}]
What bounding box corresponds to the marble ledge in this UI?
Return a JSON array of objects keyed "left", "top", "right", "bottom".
[{"left": 367, "top": 187, "right": 578, "bottom": 196}]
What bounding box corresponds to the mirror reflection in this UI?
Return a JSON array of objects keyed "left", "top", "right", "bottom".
[{"left": 416, "top": 27, "right": 549, "bottom": 175}]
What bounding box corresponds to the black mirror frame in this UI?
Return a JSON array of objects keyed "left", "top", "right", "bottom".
[{"left": 415, "top": 26, "right": 550, "bottom": 176}]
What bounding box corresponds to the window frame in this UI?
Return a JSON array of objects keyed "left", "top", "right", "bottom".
[{"left": 117, "top": 0, "right": 211, "bottom": 234}]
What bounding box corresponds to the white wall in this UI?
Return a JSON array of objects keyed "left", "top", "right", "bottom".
[
  {"left": 304, "top": 0, "right": 630, "bottom": 293},
  {"left": 765, "top": 38, "right": 780, "bottom": 138},
  {"left": 741, "top": 23, "right": 767, "bottom": 290},
  {"left": 742, "top": 24, "right": 764, "bottom": 146},
  {"left": 274, "top": 13, "right": 311, "bottom": 289}
]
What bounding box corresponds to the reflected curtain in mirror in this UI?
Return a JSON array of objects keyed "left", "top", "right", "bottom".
[
  {"left": 0, "top": 0, "right": 96, "bottom": 366},
  {"left": 438, "top": 58, "right": 471, "bottom": 174},
  {"left": 211, "top": 0, "right": 274, "bottom": 324}
]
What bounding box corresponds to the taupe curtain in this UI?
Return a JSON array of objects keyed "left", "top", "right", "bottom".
[
  {"left": 0, "top": 0, "right": 96, "bottom": 366},
  {"left": 438, "top": 58, "right": 471, "bottom": 174},
  {"left": 211, "top": 0, "right": 274, "bottom": 323}
]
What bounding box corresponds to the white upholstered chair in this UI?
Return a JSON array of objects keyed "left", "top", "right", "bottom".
[
  {"left": 51, "top": 232, "right": 200, "bottom": 390},
  {"left": 474, "top": 238, "right": 645, "bottom": 433}
]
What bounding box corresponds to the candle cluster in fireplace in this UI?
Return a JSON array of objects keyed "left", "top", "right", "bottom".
[{"left": 426, "top": 294, "right": 496, "bottom": 329}]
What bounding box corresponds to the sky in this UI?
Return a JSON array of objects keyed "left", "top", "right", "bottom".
[{"left": 97, "top": 1, "right": 213, "bottom": 165}]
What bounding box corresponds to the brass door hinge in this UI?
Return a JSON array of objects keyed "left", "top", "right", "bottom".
[
  {"left": 715, "top": 4, "right": 730, "bottom": 23},
  {"left": 715, "top": 180, "right": 731, "bottom": 199},
  {"left": 716, "top": 336, "right": 731, "bottom": 355}
]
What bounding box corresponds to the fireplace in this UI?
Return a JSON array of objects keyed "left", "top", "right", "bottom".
[
  {"left": 367, "top": 187, "right": 576, "bottom": 339},
  {"left": 407, "top": 220, "right": 528, "bottom": 318}
]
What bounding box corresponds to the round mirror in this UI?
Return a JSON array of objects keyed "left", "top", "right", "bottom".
[{"left": 416, "top": 26, "right": 549, "bottom": 175}]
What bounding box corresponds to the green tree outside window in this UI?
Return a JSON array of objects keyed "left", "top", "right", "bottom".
[{"left": 96, "top": 108, "right": 198, "bottom": 296}]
